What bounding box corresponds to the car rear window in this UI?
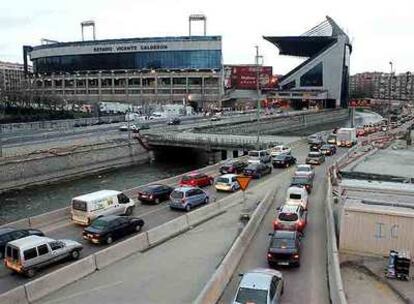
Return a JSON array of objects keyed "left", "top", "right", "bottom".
[
  {"left": 235, "top": 287, "right": 268, "bottom": 304},
  {"left": 271, "top": 238, "right": 296, "bottom": 249},
  {"left": 181, "top": 176, "right": 192, "bottom": 182},
  {"left": 289, "top": 193, "right": 302, "bottom": 200},
  {"left": 308, "top": 152, "right": 320, "bottom": 157},
  {"left": 296, "top": 167, "right": 310, "bottom": 172},
  {"left": 91, "top": 219, "right": 109, "bottom": 230},
  {"left": 216, "top": 177, "right": 229, "bottom": 184},
  {"left": 279, "top": 212, "right": 299, "bottom": 221},
  {"left": 72, "top": 200, "right": 87, "bottom": 211},
  {"left": 23, "top": 248, "right": 37, "bottom": 260},
  {"left": 275, "top": 154, "right": 287, "bottom": 160},
  {"left": 171, "top": 190, "right": 184, "bottom": 199},
  {"left": 291, "top": 177, "right": 309, "bottom": 184}
]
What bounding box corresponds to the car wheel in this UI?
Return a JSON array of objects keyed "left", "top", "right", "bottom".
[
  {"left": 281, "top": 284, "right": 284, "bottom": 295},
  {"left": 135, "top": 224, "right": 142, "bottom": 232},
  {"left": 204, "top": 197, "right": 209, "bottom": 204},
  {"left": 106, "top": 235, "right": 113, "bottom": 244},
  {"left": 71, "top": 250, "right": 80, "bottom": 260},
  {"left": 285, "top": 163, "right": 289, "bottom": 168},
  {"left": 155, "top": 198, "right": 161, "bottom": 205},
  {"left": 25, "top": 268, "right": 36, "bottom": 278},
  {"left": 125, "top": 207, "right": 133, "bottom": 216},
  {"left": 295, "top": 261, "right": 301, "bottom": 268},
  {"left": 185, "top": 204, "right": 191, "bottom": 212}
]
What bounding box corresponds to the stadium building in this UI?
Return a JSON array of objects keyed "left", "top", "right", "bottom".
[
  {"left": 23, "top": 34, "right": 223, "bottom": 110},
  {"left": 264, "top": 16, "right": 352, "bottom": 109}
]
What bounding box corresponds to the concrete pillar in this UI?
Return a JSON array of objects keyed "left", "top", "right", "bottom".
[{"left": 233, "top": 150, "right": 239, "bottom": 158}]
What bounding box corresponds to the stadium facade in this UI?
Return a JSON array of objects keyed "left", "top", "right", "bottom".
[
  {"left": 264, "top": 16, "right": 352, "bottom": 108},
  {"left": 23, "top": 36, "right": 223, "bottom": 109}
]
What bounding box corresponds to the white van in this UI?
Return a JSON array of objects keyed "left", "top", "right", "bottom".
[
  {"left": 70, "top": 190, "right": 135, "bottom": 225},
  {"left": 285, "top": 186, "right": 309, "bottom": 210},
  {"left": 248, "top": 150, "right": 271, "bottom": 164}
]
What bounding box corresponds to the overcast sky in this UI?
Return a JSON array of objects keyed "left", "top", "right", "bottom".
[{"left": 1, "top": 0, "right": 413, "bottom": 75}]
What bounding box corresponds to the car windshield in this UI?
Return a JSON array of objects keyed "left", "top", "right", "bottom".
[
  {"left": 321, "top": 145, "right": 330, "bottom": 149},
  {"left": 246, "top": 164, "right": 258, "bottom": 170},
  {"left": 271, "top": 238, "right": 296, "bottom": 249},
  {"left": 296, "top": 167, "right": 310, "bottom": 172},
  {"left": 235, "top": 287, "right": 268, "bottom": 304},
  {"left": 181, "top": 175, "right": 193, "bottom": 182},
  {"left": 216, "top": 177, "right": 229, "bottom": 184},
  {"left": 291, "top": 177, "right": 309, "bottom": 184},
  {"left": 90, "top": 219, "right": 108, "bottom": 230},
  {"left": 279, "top": 212, "right": 299, "bottom": 221},
  {"left": 275, "top": 154, "right": 287, "bottom": 160},
  {"left": 72, "top": 200, "right": 87, "bottom": 211},
  {"left": 308, "top": 152, "right": 320, "bottom": 157},
  {"left": 171, "top": 191, "right": 184, "bottom": 199}
]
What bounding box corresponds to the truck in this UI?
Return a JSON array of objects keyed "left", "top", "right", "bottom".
[{"left": 336, "top": 128, "right": 357, "bottom": 147}]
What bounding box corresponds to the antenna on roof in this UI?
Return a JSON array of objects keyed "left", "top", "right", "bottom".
[
  {"left": 81, "top": 20, "right": 96, "bottom": 41},
  {"left": 189, "top": 14, "right": 207, "bottom": 36}
]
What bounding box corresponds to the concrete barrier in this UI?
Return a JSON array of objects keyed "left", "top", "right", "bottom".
[
  {"left": 0, "top": 218, "right": 30, "bottom": 229},
  {"left": 28, "top": 207, "right": 70, "bottom": 228},
  {"left": 94, "top": 232, "right": 149, "bottom": 270},
  {"left": 194, "top": 187, "right": 277, "bottom": 304},
  {"left": 325, "top": 171, "right": 347, "bottom": 304},
  {"left": 146, "top": 215, "right": 189, "bottom": 247},
  {"left": 0, "top": 286, "right": 28, "bottom": 304},
  {"left": 186, "top": 203, "right": 222, "bottom": 227},
  {"left": 24, "top": 255, "right": 97, "bottom": 303}
]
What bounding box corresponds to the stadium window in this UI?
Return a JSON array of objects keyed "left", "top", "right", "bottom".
[
  {"left": 300, "top": 62, "right": 323, "bottom": 87},
  {"left": 281, "top": 80, "right": 296, "bottom": 90}
]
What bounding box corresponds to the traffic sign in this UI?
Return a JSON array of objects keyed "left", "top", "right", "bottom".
[{"left": 236, "top": 176, "right": 252, "bottom": 191}]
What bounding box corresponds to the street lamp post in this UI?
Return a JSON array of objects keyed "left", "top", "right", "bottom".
[
  {"left": 388, "top": 61, "right": 393, "bottom": 134},
  {"left": 255, "top": 46, "right": 263, "bottom": 148}
]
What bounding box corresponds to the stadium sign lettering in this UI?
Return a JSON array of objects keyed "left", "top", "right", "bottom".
[{"left": 93, "top": 44, "right": 168, "bottom": 53}]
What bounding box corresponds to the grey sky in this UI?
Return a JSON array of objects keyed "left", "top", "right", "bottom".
[{"left": 1, "top": 0, "right": 413, "bottom": 74}]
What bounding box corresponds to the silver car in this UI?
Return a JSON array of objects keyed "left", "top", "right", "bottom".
[
  {"left": 233, "top": 268, "right": 284, "bottom": 304},
  {"left": 4, "top": 235, "right": 83, "bottom": 277}
]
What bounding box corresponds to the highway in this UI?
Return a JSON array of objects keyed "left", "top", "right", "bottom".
[{"left": 0, "top": 139, "right": 308, "bottom": 295}]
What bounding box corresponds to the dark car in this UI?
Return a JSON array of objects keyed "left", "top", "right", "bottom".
[
  {"left": 290, "top": 176, "right": 313, "bottom": 193},
  {"left": 83, "top": 215, "right": 144, "bottom": 244},
  {"left": 310, "top": 141, "right": 324, "bottom": 151},
  {"left": 320, "top": 144, "right": 337, "bottom": 156},
  {"left": 0, "top": 227, "right": 44, "bottom": 259},
  {"left": 267, "top": 230, "right": 302, "bottom": 267},
  {"left": 167, "top": 118, "right": 181, "bottom": 125},
  {"left": 137, "top": 184, "right": 173, "bottom": 204},
  {"left": 243, "top": 163, "right": 272, "bottom": 179},
  {"left": 219, "top": 160, "right": 248, "bottom": 174},
  {"left": 135, "top": 124, "right": 150, "bottom": 132},
  {"left": 272, "top": 154, "right": 296, "bottom": 168}
]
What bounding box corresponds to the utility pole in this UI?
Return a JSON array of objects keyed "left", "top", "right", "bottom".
[
  {"left": 255, "top": 46, "right": 263, "bottom": 147},
  {"left": 387, "top": 61, "right": 393, "bottom": 134}
]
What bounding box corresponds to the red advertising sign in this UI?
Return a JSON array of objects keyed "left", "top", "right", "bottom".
[{"left": 226, "top": 65, "right": 274, "bottom": 90}]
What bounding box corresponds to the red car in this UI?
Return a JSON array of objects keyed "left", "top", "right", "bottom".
[
  {"left": 356, "top": 128, "right": 365, "bottom": 137},
  {"left": 179, "top": 172, "right": 214, "bottom": 187}
]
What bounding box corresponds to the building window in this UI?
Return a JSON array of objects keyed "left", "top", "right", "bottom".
[
  {"left": 158, "top": 78, "right": 171, "bottom": 86},
  {"left": 54, "top": 79, "right": 63, "bottom": 88},
  {"left": 204, "top": 77, "right": 218, "bottom": 86},
  {"left": 114, "top": 78, "right": 126, "bottom": 87},
  {"left": 188, "top": 77, "right": 202, "bottom": 86},
  {"left": 281, "top": 80, "right": 296, "bottom": 90},
  {"left": 64, "top": 79, "right": 74, "bottom": 88},
  {"left": 128, "top": 78, "right": 140, "bottom": 87},
  {"left": 142, "top": 78, "right": 155, "bottom": 87},
  {"left": 88, "top": 79, "right": 98, "bottom": 88},
  {"left": 76, "top": 79, "right": 86, "bottom": 87},
  {"left": 173, "top": 78, "right": 186, "bottom": 86},
  {"left": 101, "top": 78, "right": 112, "bottom": 87},
  {"left": 300, "top": 62, "right": 323, "bottom": 87}
]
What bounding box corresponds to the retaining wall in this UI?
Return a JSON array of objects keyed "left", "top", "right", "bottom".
[{"left": 0, "top": 141, "right": 150, "bottom": 193}]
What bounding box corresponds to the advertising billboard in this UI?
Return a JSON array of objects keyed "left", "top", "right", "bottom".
[{"left": 225, "top": 65, "right": 275, "bottom": 90}]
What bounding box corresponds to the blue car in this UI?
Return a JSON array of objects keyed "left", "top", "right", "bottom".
[{"left": 169, "top": 186, "right": 209, "bottom": 212}]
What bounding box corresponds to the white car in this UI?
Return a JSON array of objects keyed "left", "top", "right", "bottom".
[
  {"left": 214, "top": 174, "right": 240, "bottom": 192},
  {"left": 294, "top": 164, "right": 315, "bottom": 180},
  {"left": 285, "top": 186, "right": 309, "bottom": 210},
  {"left": 270, "top": 145, "right": 291, "bottom": 157},
  {"left": 233, "top": 268, "right": 284, "bottom": 304},
  {"left": 119, "top": 124, "right": 137, "bottom": 132}
]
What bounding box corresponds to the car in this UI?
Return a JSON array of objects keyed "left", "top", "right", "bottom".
[
  {"left": 179, "top": 172, "right": 214, "bottom": 187},
  {"left": 0, "top": 228, "right": 44, "bottom": 259},
  {"left": 267, "top": 230, "right": 302, "bottom": 267},
  {"left": 137, "top": 123, "right": 150, "bottom": 131},
  {"left": 273, "top": 205, "right": 307, "bottom": 232},
  {"left": 248, "top": 150, "right": 272, "bottom": 164},
  {"left": 119, "top": 124, "right": 129, "bottom": 131},
  {"left": 305, "top": 151, "right": 325, "bottom": 165},
  {"left": 219, "top": 160, "right": 248, "bottom": 174},
  {"left": 381, "top": 125, "right": 388, "bottom": 132},
  {"left": 169, "top": 186, "right": 209, "bottom": 211},
  {"left": 307, "top": 133, "right": 323, "bottom": 144},
  {"left": 83, "top": 215, "right": 144, "bottom": 244},
  {"left": 290, "top": 176, "right": 313, "bottom": 193},
  {"left": 210, "top": 114, "right": 221, "bottom": 121},
  {"left": 119, "top": 124, "right": 138, "bottom": 132},
  {"left": 269, "top": 145, "right": 291, "bottom": 157},
  {"left": 232, "top": 268, "right": 284, "bottom": 304},
  {"left": 285, "top": 186, "right": 309, "bottom": 210},
  {"left": 272, "top": 154, "right": 296, "bottom": 168},
  {"left": 320, "top": 144, "right": 337, "bottom": 156},
  {"left": 309, "top": 140, "right": 324, "bottom": 151},
  {"left": 294, "top": 164, "right": 315, "bottom": 179},
  {"left": 214, "top": 174, "right": 240, "bottom": 192},
  {"left": 137, "top": 184, "right": 173, "bottom": 204},
  {"left": 356, "top": 128, "right": 366, "bottom": 137},
  {"left": 167, "top": 118, "right": 181, "bottom": 125},
  {"left": 4, "top": 236, "right": 83, "bottom": 277},
  {"left": 327, "top": 134, "right": 337, "bottom": 145},
  {"left": 243, "top": 163, "right": 272, "bottom": 179}
]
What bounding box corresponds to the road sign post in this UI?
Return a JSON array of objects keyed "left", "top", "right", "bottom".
[{"left": 236, "top": 176, "right": 252, "bottom": 220}]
